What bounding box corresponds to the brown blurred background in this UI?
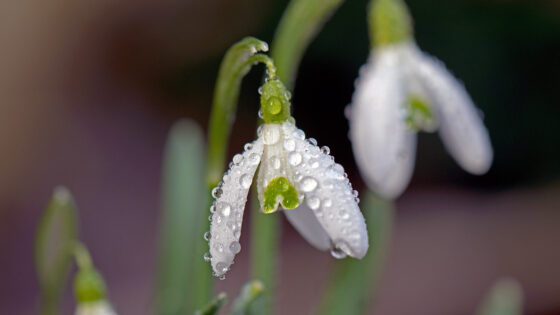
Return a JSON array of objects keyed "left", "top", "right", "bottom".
[{"left": 0, "top": 0, "right": 559, "bottom": 314}]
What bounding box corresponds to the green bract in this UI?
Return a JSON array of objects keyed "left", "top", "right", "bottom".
[
  {"left": 74, "top": 268, "right": 107, "bottom": 303},
  {"left": 260, "top": 79, "right": 292, "bottom": 124},
  {"left": 369, "top": 0, "right": 413, "bottom": 47},
  {"left": 263, "top": 177, "right": 299, "bottom": 213}
]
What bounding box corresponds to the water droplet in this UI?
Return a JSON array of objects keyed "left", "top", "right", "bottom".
[
  {"left": 229, "top": 241, "right": 241, "bottom": 254},
  {"left": 262, "top": 125, "right": 280, "bottom": 145},
  {"left": 233, "top": 230, "right": 241, "bottom": 239},
  {"left": 216, "top": 202, "right": 231, "bottom": 217},
  {"left": 308, "top": 158, "right": 319, "bottom": 168},
  {"left": 244, "top": 143, "right": 253, "bottom": 151},
  {"left": 248, "top": 153, "right": 261, "bottom": 165},
  {"left": 212, "top": 187, "right": 222, "bottom": 198},
  {"left": 208, "top": 214, "right": 213, "bottom": 221},
  {"left": 210, "top": 204, "right": 216, "bottom": 213},
  {"left": 308, "top": 138, "right": 318, "bottom": 146},
  {"left": 203, "top": 252, "right": 211, "bottom": 262},
  {"left": 330, "top": 247, "right": 347, "bottom": 259},
  {"left": 270, "top": 156, "right": 281, "bottom": 169},
  {"left": 284, "top": 139, "right": 296, "bottom": 151},
  {"left": 288, "top": 152, "right": 302, "bottom": 166},
  {"left": 306, "top": 197, "right": 321, "bottom": 210},
  {"left": 233, "top": 154, "right": 243, "bottom": 165},
  {"left": 321, "top": 146, "right": 330, "bottom": 155},
  {"left": 219, "top": 275, "right": 226, "bottom": 280},
  {"left": 258, "top": 86, "right": 263, "bottom": 95},
  {"left": 326, "top": 164, "right": 345, "bottom": 180},
  {"left": 215, "top": 243, "right": 224, "bottom": 253},
  {"left": 240, "top": 174, "right": 252, "bottom": 189},
  {"left": 284, "top": 90, "right": 292, "bottom": 100},
  {"left": 339, "top": 210, "right": 350, "bottom": 220},
  {"left": 353, "top": 190, "right": 359, "bottom": 198},
  {"left": 203, "top": 231, "right": 211, "bottom": 241},
  {"left": 293, "top": 129, "right": 305, "bottom": 140},
  {"left": 215, "top": 262, "right": 228, "bottom": 275},
  {"left": 257, "top": 125, "right": 264, "bottom": 136},
  {"left": 258, "top": 108, "right": 264, "bottom": 118},
  {"left": 323, "top": 198, "right": 332, "bottom": 208},
  {"left": 300, "top": 177, "right": 318, "bottom": 192}
]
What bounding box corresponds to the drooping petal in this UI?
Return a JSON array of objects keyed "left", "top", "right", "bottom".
[
  {"left": 283, "top": 123, "right": 369, "bottom": 259},
  {"left": 411, "top": 48, "right": 493, "bottom": 174},
  {"left": 349, "top": 45, "right": 416, "bottom": 198},
  {"left": 208, "top": 138, "right": 264, "bottom": 277},
  {"left": 284, "top": 203, "right": 331, "bottom": 251}
]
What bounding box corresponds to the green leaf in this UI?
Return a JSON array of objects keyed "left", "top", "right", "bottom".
[
  {"left": 230, "top": 280, "right": 265, "bottom": 315},
  {"left": 271, "top": 0, "right": 345, "bottom": 89},
  {"left": 317, "top": 191, "right": 394, "bottom": 315},
  {"left": 476, "top": 278, "right": 523, "bottom": 315},
  {"left": 34, "top": 186, "right": 79, "bottom": 315},
  {"left": 155, "top": 119, "right": 208, "bottom": 314},
  {"left": 206, "top": 37, "right": 270, "bottom": 188},
  {"left": 194, "top": 293, "right": 227, "bottom": 315},
  {"left": 249, "top": 195, "right": 279, "bottom": 315}
]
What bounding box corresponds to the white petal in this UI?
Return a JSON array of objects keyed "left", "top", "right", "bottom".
[
  {"left": 75, "top": 301, "right": 117, "bottom": 315},
  {"left": 283, "top": 123, "right": 368, "bottom": 259},
  {"left": 208, "top": 138, "right": 263, "bottom": 277},
  {"left": 411, "top": 48, "right": 493, "bottom": 174},
  {"left": 284, "top": 203, "right": 331, "bottom": 251},
  {"left": 350, "top": 46, "right": 416, "bottom": 198}
]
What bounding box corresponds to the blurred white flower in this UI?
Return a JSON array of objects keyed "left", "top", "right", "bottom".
[
  {"left": 75, "top": 300, "right": 117, "bottom": 315},
  {"left": 205, "top": 118, "right": 368, "bottom": 278},
  {"left": 349, "top": 41, "right": 493, "bottom": 198}
]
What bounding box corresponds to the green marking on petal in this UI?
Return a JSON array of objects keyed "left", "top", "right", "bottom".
[
  {"left": 263, "top": 177, "right": 299, "bottom": 213},
  {"left": 405, "top": 95, "right": 437, "bottom": 132}
]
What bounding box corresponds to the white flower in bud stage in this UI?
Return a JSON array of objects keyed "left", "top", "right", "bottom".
[
  {"left": 205, "top": 79, "right": 368, "bottom": 278},
  {"left": 348, "top": 0, "right": 493, "bottom": 198},
  {"left": 76, "top": 301, "right": 117, "bottom": 315}
]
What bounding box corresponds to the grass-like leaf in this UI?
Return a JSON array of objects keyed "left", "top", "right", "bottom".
[
  {"left": 194, "top": 293, "right": 227, "bottom": 315},
  {"left": 231, "top": 280, "right": 265, "bottom": 315},
  {"left": 155, "top": 119, "right": 208, "bottom": 314}
]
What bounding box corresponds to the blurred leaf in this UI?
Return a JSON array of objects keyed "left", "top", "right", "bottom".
[
  {"left": 271, "top": 0, "right": 345, "bottom": 89},
  {"left": 194, "top": 293, "right": 227, "bottom": 315},
  {"left": 318, "top": 191, "right": 394, "bottom": 315},
  {"left": 230, "top": 280, "right": 265, "bottom": 315},
  {"left": 207, "top": 37, "right": 270, "bottom": 187},
  {"left": 155, "top": 119, "right": 207, "bottom": 314},
  {"left": 249, "top": 194, "right": 279, "bottom": 315},
  {"left": 34, "top": 186, "right": 79, "bottom": 315},
  {"left": 477, "top": 278, "right": 523, "bottom": 315}
]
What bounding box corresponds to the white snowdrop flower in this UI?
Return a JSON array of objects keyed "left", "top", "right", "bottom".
[
  {"left": 348, "top": 0, "right": 493, "bottom": 198},
  {"left": 76, "top": 301, "right": 117, "bottom": 315},
  {"left": 205, "top": 78, "right": 368, "bottom": 278}
]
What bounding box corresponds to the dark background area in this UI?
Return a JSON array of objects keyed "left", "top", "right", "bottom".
[{"left": 0, "top": 0, "right": 559, "bottom": 314}]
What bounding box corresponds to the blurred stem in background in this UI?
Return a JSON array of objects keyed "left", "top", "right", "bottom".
[
  {"left": 476, "top": 278, "right": 523, "bottom": 315},
  {"left": 34, "top": 187, "right": 79, "bottom": 315},
  {"left": 318, "top": 192, "right": 394, "bottom": 315},
  {"left": 271, "top": 0, "right": 345, "bottom": 89},
  {"left": 155, "top": 119, "right": 208, "bottom": 314}
]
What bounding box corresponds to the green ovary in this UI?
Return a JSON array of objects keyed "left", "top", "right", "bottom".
[{"left": 263, "top": 177, "right": 299, "bottom": 213}]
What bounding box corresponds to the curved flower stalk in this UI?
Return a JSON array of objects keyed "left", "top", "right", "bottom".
[
  {"left": 348, "top": 0, "right": 493, "bottom": 198},
  {"left": 204, "top": 77, "right": 368, "bottom": 278}
]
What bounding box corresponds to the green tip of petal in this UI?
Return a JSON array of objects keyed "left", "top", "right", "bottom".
[
  {"left": 260, "top": 79, "right": 292, "bottom": 124},
  {"left": 405, "top": 95, "right": 437, "bottom": 132},
  {"left": 74, "top": 268, "right": 107, "bottom": 303},
  {"left": 369, "top": 0, "right": 413, "bottom": 47},
  {"left": 263, "top": 177, "right": 299, "bottom": 213}
]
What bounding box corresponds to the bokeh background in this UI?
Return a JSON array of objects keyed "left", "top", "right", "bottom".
[{"left": 1, "top": 0, "right": 559, "bottom": 314}]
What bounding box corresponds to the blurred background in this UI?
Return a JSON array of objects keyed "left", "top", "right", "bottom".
[{"left": 1, "top": 0, "right": 559, "bottom": 314}]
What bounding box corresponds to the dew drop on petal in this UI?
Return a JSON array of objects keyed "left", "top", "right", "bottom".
[
  {"left": 330, "top": 247, "right": 347, "bottom": 259},
  {"left": 229, "top": 241, "right": 241, "bottom": 254},
  {"left": 321, "top": 146, "right": 330, "bottom": 155},
  {"left": 284, "top": 139, "right": 296, "bottom": 151},
  {"left": 293, "top": 129, "right": 305, "bottom": 140},
  {"left": 307, "top": 138, "right": 318, "bottom": 146},
  {"left": 306, "top": 197, "right": 321, "bottom": 210},
  {"left": 203, "top": 231, "right": 211, "bottom": 241},
  {"left": 217, "top": 202, "right": 231, "bottom": 217},
  {"left": 219, "top": 275, "right": 226, "bottom": 280},
  {"left": 308, "top": 158, "right": 319, "bottom": 168},
  {"left": 300, "top": 177, "right": 318, "bottom": 192},
  {"left": 210, "top": 204, "right": 216, "bottom": 213},
  {"left": 323, "top": 198, "right": 332, "bottom": 208},
  {"left": 288, "top": 152, "right": 302, "bottom": 166},
  {"left": 244, "top": 143, "right": 253, "bottom": 151},
  {"left": 248, "top": 153, "right": 261, "bottom": 165},
  {"left": 258, "top": 108, "right": 264, "bottom": 118},
  {"left": 203, "top": 252, "right": 211, "bottom": 262},
  {"left": 233, "top": 154, "right": 243, "bottom": 165},
  {"left": 239, "top": 174, "right": 252, "bottom": 189},
  {"left": 216, "top": 262, "right": 228, "bottom": 274},
  {"left": 211, "top": 187, "right": 222, "bottom": 198}
]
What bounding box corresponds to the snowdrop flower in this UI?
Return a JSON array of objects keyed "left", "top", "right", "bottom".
[
  {"left": 348, "top": 0, "right": 493, "bottom": 198},
  {"left": 74, "top": 266, "right": 117, "bottom": 315},
  {"left": 205, "top": 78, "right": 368, "bottom": 278}
]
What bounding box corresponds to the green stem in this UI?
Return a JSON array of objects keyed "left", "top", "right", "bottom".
[
  {"left": 270, "top": 0, "right": 345, "bottom": 89},
  {"left": 317, "top": 191, "right": 395, "bottom": 315},
  {"left": 250, "top": 194, "right": 279, "bottom": 315},
  {"left": 206, "top": 38, "right": 274, "bottom": 188},
  {"left": 72, "top": 242, "right": 93, "bottom": 270}
]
